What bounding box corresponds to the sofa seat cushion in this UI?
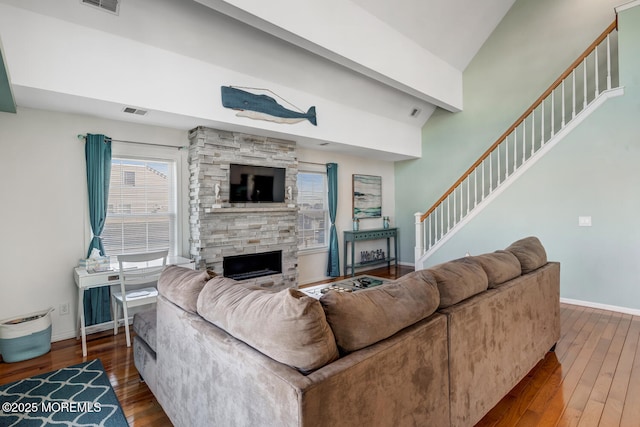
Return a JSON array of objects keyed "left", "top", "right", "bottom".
[
  {"left": 158, "top": 266, "right": 214, "bottom": 314},
  {"left": 133, "top": 308, "right": 157, "bottom": 353},
  {"left": 428, "top": 258, "right": 489, "bottom": 308},
  {"left": 470, "top": 250, "right": 522, "bottom": 288},
  {"left": 196, "top": 277, "right": 339, "bottom": 374},
  {"left": 319, "top": 270, "right": 440, "bottom": 353},
  {"left": 133, "top": 336, "right": 157, "bottom": 394},
  {"left": 505, "top": 236, "right": 548, "bottom": 273}
]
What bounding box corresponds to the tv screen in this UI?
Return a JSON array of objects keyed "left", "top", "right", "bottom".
[{"left": 229, "top": 164, "right": 286, "bottom": 203}]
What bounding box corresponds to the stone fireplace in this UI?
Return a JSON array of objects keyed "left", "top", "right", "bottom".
[{"left": 188, "top": 127, "right": 298, "bottom": 289}]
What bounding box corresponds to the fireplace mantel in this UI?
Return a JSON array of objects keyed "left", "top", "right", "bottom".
[{"left": 204, "top": 206, "right": 297, "bottom": 214}]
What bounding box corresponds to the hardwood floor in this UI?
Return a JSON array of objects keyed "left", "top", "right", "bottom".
[
  {"left": 476, "top": 304, "right": 640, "bottom": 427},
  {"left": 0, "top": 328, "right": 169, "bottom": 426},
  {"left": 1, "top": 267, "right": 638, "bottom": 426}
]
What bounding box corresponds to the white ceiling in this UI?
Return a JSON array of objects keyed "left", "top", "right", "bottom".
[
  {"left": 351, "top": 0, "right": 517, "bottom": 71},
  {"left": 192, "top": 0, "right": 517, "bottom": 110},
  {"left": 0, "top": 0, "right": 517, "bottom": 159}
]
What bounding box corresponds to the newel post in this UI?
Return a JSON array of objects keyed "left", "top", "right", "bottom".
[{"left": 414, "top": 212, "right": 424, "bottom": 268}]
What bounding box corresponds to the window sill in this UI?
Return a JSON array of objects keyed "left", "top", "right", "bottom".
[{"left": 298, "top": 247, "right": 329, "bottom": 256}]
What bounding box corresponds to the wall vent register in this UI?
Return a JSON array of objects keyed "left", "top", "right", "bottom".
[{"left": 81, "top": 0, "right": 120, "bottom": 15}]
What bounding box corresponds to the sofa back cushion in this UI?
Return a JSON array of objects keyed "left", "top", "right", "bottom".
[
  {"left": 197, "top": 277, "right": 339, "bottom": 373},
  {"left": 319, "top": 270, "right": 440, "bottom": 353},
  {"left": 428, "top": 258, "right": 488, "bottom": 308},
  {"left": 158, "top": 266, "right": 214, "bottom": 314},
  {"left": 470, "top": 250, "right": 521, "bottom": 288},
  {"left": 505, "top": 236, "right": 547, "bottom": 273}
]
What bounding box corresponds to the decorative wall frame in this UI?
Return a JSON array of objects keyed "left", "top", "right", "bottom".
[{"left": 352, "top": 174, "right": 382, "bottom": 218}]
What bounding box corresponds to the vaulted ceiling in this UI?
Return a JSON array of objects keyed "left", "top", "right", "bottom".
[{"left": 0, "top": 0, "right": 516, "bottom": 159}]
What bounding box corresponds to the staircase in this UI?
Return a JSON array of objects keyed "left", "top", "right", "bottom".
[{"left": 415, "top": 20, "right": 623, "bottom": 267}]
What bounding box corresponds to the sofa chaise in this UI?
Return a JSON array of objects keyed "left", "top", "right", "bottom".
[{"left": 133, "top": 236, "right": 560, "bottom": 427}]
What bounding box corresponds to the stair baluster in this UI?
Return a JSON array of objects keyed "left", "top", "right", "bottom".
[{"left": 415, "top": 20, "right": 620, "bottom": 266}]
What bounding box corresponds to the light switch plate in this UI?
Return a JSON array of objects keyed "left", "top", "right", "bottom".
[{"left": 578, "top": 216, "right": 592, "bottom": 227}]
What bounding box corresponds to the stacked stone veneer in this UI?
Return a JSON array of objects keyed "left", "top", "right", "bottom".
[{"left": 188, "top": 127, "right": 298, "bottom": 289}]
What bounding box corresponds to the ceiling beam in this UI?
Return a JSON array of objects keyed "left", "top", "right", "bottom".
[{"left": 195, "top": 0, "right": 463, "bottom": 112}]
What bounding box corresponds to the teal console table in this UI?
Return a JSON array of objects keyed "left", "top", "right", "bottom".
[{"left": 343, "top": 228, "right": 398, "bottom": 277}]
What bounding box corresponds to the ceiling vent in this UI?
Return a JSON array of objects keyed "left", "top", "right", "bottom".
[
  {"left": 81, "top": 0, "right": 120, "bottom": 15},
  {"left": 409, "top": 107, "right": 422, "bottom": 118},
  {"left": 122, "top": 107, "right": 148, "bottom": 116}
]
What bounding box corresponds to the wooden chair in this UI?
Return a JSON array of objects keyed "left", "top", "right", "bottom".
[{"left": 112, "top": 250, "right": 168, "bottom": 347}]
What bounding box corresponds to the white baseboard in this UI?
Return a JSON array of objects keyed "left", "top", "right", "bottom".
[
  {"left": 51, "top": 318, "right": 133, "bottom": 343},
  {"left": 560, "top": 297, "right": 640, "bottom": 316}
]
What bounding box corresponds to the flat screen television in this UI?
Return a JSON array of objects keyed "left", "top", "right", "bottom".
[{"left": 229, "top": 164, "right": 286, "bottom": 203}]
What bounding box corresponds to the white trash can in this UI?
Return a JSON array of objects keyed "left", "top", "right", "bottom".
[{"left": 0, "top": 308, "right": 53, "bottom": 363}]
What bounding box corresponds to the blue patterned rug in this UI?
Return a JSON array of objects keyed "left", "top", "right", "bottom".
[{"left": 0, "top": 359, "right": 128, "bottom": 426}]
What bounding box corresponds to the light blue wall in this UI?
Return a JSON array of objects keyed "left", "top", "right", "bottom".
[{"left": 396, "top": 3, "right": 640, "bottom": 311}]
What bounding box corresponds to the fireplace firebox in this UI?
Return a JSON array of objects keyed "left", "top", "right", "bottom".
[{"left": 223, "top": 250, "right": 283, "bottom": 280}]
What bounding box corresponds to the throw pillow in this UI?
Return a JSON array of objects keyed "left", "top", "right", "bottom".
[
  {"left": 197, "top": 278, "right": 339, "bottom": 374},
  {"left": 157, "top": 266, "right": 213, "bottom": 314},
  {"left": 505, "top": 236, "right": 547, "bottom": 273},
  {"left": 428, "top": 257, "right": 489, "bottom": 308},
  {"left": 320, "top": 270, "right": 440, "bottom": 353}
]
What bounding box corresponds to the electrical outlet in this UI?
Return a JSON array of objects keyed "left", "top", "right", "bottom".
[{"left": 59, "top": 303, "right": 70, "bottom": 316}]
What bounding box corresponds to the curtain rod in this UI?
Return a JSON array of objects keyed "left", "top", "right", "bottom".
[
  {"left": 298, "top": 160, "right": 327, "bottom": 166},
  {"left": 77, "top": 134, "right": 187, "bottom": 150}
]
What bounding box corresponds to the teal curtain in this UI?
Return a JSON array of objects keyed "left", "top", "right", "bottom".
[
  {"left": 84, "top": 134, "right": 112, "bottom": 325},
  {"left": 326, "top": 163, "right": 340, "bottom": 277}
]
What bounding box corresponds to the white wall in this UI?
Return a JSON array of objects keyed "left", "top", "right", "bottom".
[
  {"left": 0, "top": 107, "right": 187, "bottom": 341},
  {"left": 297, "top": 148, "right": 396, "bottom": 284},
  {"left": 0, "top": 107, "right": 395, "bottom": 341}
]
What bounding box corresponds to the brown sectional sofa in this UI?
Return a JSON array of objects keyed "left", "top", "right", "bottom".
[{"left": 133, "top": 236, "right": 560, "bottom": 427}]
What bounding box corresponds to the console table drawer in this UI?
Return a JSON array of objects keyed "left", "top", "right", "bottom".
[{"left": 345, "top": 229, "right": 397, "bottom": 241}]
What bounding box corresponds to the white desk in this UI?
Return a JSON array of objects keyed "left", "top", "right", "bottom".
[{"left": 73, "top": 256, "right": 194, "bottom": 357}]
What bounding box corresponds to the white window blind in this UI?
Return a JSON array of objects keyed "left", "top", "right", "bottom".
[
  {"left": 297, "top": 171, "right": 328, "bottom": 250},
  {"left": 102, "top": 158, "right": 177, "bottom": 257}
]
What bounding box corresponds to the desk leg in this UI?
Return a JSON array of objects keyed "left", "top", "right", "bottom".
[
  {"left": 78, "top": 288, "right": 87, "bottom": 358},
  {"left": 387, "top": 237, "right": 391, "bottom": 270}
]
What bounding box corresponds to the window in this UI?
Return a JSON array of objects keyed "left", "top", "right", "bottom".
[
  {"left": 297, "top": 171, "right": 328, "bottom": 250},
  {"left": 102, "top": 157, "right": 177, "bottom": 257},
  {"left": 123, "top": 171, "right": 136, "bottom": 186}
]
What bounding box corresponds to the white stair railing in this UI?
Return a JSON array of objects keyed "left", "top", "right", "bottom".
[{"left": 415, "top": 20, "right": 620, "bottom": 265}]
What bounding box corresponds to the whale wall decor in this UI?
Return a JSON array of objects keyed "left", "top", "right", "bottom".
[{"left": 221, "top": 86, "right": 317, "bottom": 126}]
